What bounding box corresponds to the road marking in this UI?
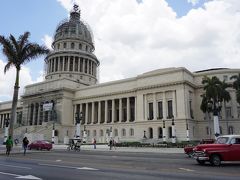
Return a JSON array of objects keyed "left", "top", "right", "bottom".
[
  {"left": 0, "top": 163, "right": 32, "bottom": 169},
  {"left": 77, "top": 167, "right": 99, "bottom": 171},
  {"left": 39, "top": 163, "right": 99, "bottom": 171},
  {"left": 0, "top": 171, "right": 42, "bottom": 179},
  {"left": 56, "top": 160, "right": 62, "bottom": 162},
  {"left": 179, "top": 168, "right": 195, "bottom": 172}
]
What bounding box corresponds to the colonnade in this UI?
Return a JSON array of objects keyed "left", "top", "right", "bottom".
[
  {"left": 74, "top": 96, "right": 137, "bottom": 125},
  {"left": 47, "top": 56, "right": 97, "bottom": 76}
]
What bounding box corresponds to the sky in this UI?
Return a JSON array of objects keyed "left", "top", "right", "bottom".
[{"left": 0, "top": 0, "right": 240, "bottom": 102}]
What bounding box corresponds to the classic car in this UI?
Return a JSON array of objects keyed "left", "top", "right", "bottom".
[
  {"left": 28, "top": 140, "right": 53, "bottom": 151},
  {"left": 193, "top": 135, "right": 240, "bottom": 166},
  {"left": 184, "top": 139, "right": 215, "bottom": 157}
]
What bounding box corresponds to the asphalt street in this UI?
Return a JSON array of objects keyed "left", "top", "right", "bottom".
[{"left": 0, "top": 150, "right": 240, "bottom": 180}]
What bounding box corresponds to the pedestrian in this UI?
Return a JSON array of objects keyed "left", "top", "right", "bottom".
[
  {"left": 93, "top": 138, "right": 96, "bottom": 149},
  {"left": 109, "top": 139, "right": 113, "bottom": 150},
  {"left": 6, "top": 136, "right": 13, "bottom": 156},
  {"left": 22, "top": 137, "right": 29, "bottom": 155}
]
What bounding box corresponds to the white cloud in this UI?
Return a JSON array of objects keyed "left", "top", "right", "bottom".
[
  {"left": 0, "top": 59, "right": 44, "bottom": 102},
  {"left": 187, "top": 0, "right": 200, "bottom": 6},
  {"left": 55, "top": 0, "right": 240, "bottom": 83},
  {"left": 42, "top": 34, "right": 53, "bottom": 50}
]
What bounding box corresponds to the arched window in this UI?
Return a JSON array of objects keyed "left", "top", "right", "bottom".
[
  {"left": 79, "top": 43, "right": 82, "bottom": 49},
  {"left": 57, "top": 43, "right": 60, "bottom": 49},
  {"left": 86, "top": 46, "right": 88, "bottom": 51},
  {"left": 71, "top": 42, "right": 75, "bottom": 49},
  {"left": 114, "top": 129, "right": 118, "bottom": 136},
  {"left": 122, "top": 129, "right": 126, "bottom": 137},
  {"left": 130, "top": 128, "right": 134, "bottom": 136},
  {"left": 149, "top": 127, "right": 153, "bottom": 139},
  {"left": 158, "top": 127, "right": 163, "bottom": 138},
  {"left": 63, "top": 42, "right": 67, "bottom": 49}
]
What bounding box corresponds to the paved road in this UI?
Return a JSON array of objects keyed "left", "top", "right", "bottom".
[{"left": 0, "top": 149, "right": 240, "bottom": 180}]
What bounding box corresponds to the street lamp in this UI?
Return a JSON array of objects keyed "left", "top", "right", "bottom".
[
  {"left": 171, "top": 116, "right": 176, "bottom": 144},
  {"left": 3, "top": 117, "right": 10, "bottom": 144},
  {"left": 186, "top": 122, "right": 190, "bottom": 142},
  {"left": 162, "top": 120, "right": 166, "bottom": 143},
  {"left": 208, "top": 100, "right": 221, "bottom": 139},
  {"left": 51, "top": 109, "right": 57, "bottom": 144},
  {"left": 143, "top": 130, "right": 147, "bottom": 139},
  {"left": 75, "top": 111, "right": 83, "bottom": 139}
]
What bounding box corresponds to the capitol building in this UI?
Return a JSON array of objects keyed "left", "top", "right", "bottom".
[{"left": 1, "top": 6, "right": 240, "bottom": 144}]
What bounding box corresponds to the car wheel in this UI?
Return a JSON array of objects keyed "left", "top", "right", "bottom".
[
  {"left": 210, "top": 154, "right": 221, "bottom": 166},
  {"left": 196, "top": 159, "right": 205, "bottom": 165}
]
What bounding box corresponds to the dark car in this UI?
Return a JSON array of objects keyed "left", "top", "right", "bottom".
[
  {"left": 28, "top": 140, "right": 52, "bottom": 151},
  {"left": 184, "top": 139, "right": 215, "bottom": 157}
]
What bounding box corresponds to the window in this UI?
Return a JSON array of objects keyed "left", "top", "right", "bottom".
[
  {"left": 79, "top": 43, "right": 82, "bottom": 49},
  {"left": 71, "top": 42, "right": 75, "bottom": 49},
  {"left": 114, "top": 129, "right": 118, "bottom": 136},
  {"left": 167, "top": 100, "right": 173, "bottom": 118},
  {"left": 158, "top": 127, "right": 163, "bottom": 138},
  {"left": 122, "top": 129, "right": 126, "bottom": 137},
  {"left": 228, "top": 126, "right": 234, "bottom": 134},
  {"left": 63, "top": 43, "right": 67, "bottom": 49},
  {"left": 157, "top": 101, "right": 163, "bottom": 119},
  {"left": 57, "top": 43, "right": 60, "bottom": 49},
  {"left": 130, "top": 128, "right": 134, "bottom": 136},
  {"left": 226, "top": 107, "right": 232, "bottom": 118},
  {"left": 189, "top": 100, "right": 194, "bottom": 119},
  {"left": 168, "top": 127, "right": 172, "bottom": 138},
  {"left": 86, "top": 46, "right": 88, "bottom": 51},
  {"left": 148, "top": 102, "right": 153, "bottom": 120},
  {"left": 149, "top": 127, "right": 153, "bottom": 138}
]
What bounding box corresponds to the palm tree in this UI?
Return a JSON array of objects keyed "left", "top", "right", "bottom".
[
  {"left": 230, "top": 73, "right": 240, "bottom": 104},
  {"left": 0, "top": 32, "right": 49, "bottom": 138},
  {"left": 201, "top": 76, "right": 231, "bottom": 138}
]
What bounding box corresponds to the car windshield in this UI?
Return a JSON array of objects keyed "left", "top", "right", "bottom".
[{"left": 216, "top": 137, "right": 229, "bottom": 144}]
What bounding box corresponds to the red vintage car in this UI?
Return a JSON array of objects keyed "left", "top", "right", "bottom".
[
  {"left": 184, "top": 139, "right": 215, "bottom": 157},
  {"left": 193, "top": 135, "right": 240, "bottom": 166},
  {"left": 28, "top": 140, "right": 53, "bottom": 151}
]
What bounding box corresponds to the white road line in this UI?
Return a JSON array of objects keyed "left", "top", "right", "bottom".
[
  {"left": 0, "top": 171, "right": 19, "bottom": 177},
  {"left": 56, "top": 160, "right": 62, "bottom": 162},
  {"left": 0, "top": 163, "right": 32, "bottom": 169},
  {"left": 39, "top": 163, "right": 99, "bottom": 171},
  {"left": 0, "top": 172, "right": 42, "bottom": 179},
  {"left": 179, "top": 168, "right": 195, "bottom": 172}
]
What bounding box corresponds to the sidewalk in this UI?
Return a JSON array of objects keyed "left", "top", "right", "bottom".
[{"left": 0, "top": 144, "right": 184, "bottom": 155}]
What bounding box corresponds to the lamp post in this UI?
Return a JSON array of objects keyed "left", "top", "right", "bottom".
[
  {"left": 83, "top": 125, "right": 87, "bottom": 143},
  {"left": 208, "top": 100, "right": 221, "bottom": 139},
  {"left": 171, "top": 117, "right": 176, "bottom": 143},
  {"left": 186, "top": 122, "right": 190, "bottom": 142},
  {"left": 51, "top": 109, "right": 57, "bottom": 144},
  {"left": 3, "top": 117, "right": 9, "bottom": 144},
  {"left": 75, "top": 112, "right": 83, "bottom": 139},
  {"left": 143, "top": 130, "right": 147, "bottom": 139}
]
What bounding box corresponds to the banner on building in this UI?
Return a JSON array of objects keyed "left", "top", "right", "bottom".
[{"left": 43, "top": 103, "right": 53, "bottom": 111}]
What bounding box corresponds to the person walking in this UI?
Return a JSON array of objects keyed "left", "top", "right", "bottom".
[
  {"left": 6, "top": 136, "right": 13, "bottom": 156},
  {"left": 93, "top": 138, "right": 96, "bottom": 149},
  {"left": 22, "top": 137, "right": 29, "bottom": 155},
  {"left": 109, "top": 139, "right": 113, "bottom": 150}
]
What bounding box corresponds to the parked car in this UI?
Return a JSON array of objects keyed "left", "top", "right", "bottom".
[
  {"left": 193, "top": 135, "right": 240, "bottom": 166},
  {"left": 28, "top": 140, "right": 53, "bottom": 151},
  {"left": 184, "top": 139, "right": 215, "bottom": 157}
]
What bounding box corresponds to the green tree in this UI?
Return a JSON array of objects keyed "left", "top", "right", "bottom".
[
  {"left": 230, "top": 73, "right": 240, "bottom": 104},
  {"left": 0, "top": 32, "right": 49, "bottom": 138},
  {"left": 201, "top": 76, "right": 231, "bottom": 137}
]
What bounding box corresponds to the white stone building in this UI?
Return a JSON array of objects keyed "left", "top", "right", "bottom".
[{"left": 1, "top": 7, "right": 240, "bottom": 143}]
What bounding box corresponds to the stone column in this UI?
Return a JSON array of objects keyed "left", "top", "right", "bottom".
[
  {"left": 105, "top": 100, "right": 108, "bottom": 123},
  {"left": 32, "top": 104, "right": 36, "bottom": 125},
  {"left": 112, "top": 99, "right": 115, "bottom": 123},
  {"left": 83, "top": 59, "right": 86, "bottom": 73},
  {"left": 67, "top": 56, "right": 70, "bottom": 72},
  {"left": 58, "top": 57, "right": 60, "bottom": 72},
  {"left": 92, "top": 102, "right": 95, "bottom": 124},
  {"left": 37, "top": 104, "right": 41, "bottom": 125},
  {"left": 73, "top": 56, "right": 75, "bottom": 72},
  {"left": 163, "top": 92, "right": 166, "bottom": 119},
  {"left": 85, "top": 103, "right": 89, "bottom": 124},
  {"left": 127, "top": 97, "right": 130, "bottom": 122},
  {"left": 119, "top": 98, "right": 122, "bottom": 123},
  {"left": 153, "top": 93, "right": 157, "bottom": 120},
  {"left": 172, "top": 90, "right": 177, "bottom": 118},
  {"left": 98, "top": 101, "right": 101, "bottom": 124},
  {"left": 63, "top": 56, "right": 65, "bottom": 71}
]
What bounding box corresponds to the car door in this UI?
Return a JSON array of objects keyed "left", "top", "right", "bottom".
[{"left": 229, "top": 138, "right": 240, "bottom": 161}]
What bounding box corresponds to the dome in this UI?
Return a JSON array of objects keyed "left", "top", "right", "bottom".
[{"left": 53, "top": 6, "right": 94, "bottom": 49}]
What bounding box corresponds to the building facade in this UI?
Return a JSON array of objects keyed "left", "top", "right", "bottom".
[{"left": 1, "top": 6, "right": 240, "bottom": 143}]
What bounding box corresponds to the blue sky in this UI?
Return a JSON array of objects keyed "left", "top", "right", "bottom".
[{"left": 1, "top": 0, "right": 239, "bottom": 102}]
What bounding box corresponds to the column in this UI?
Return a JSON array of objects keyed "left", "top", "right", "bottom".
[
  {"left": 98, "top": 101, "right": 101, "bottom": 124},
  {"left": 63, "top": 56, "right": 65, "bottom": 71},
  {"left": 32, "top": 104, "right": 36, "bottom": 125},
  {"left": 127, "top": 97, "right": 130, "bottom": 122},
  {"left": 112, "top": 99, "right": 115, "bottom": 123},
  {"left": 119, "top": 98, "right": 122, "bottom": 123},
  {"left": 67, "top": 56, "right": 70, "bottom": 71},
  {"left": 83, "top": 59, "right": 86, "bottom": 73},
  {"left": 85, "top": 103, "right": 89, "bottom": 124},
  {"left": 105, "top": 100, "right": 108, "bottom": 123},
  {"left": 144, "top": 94, "right": 148, "bottom": 120},
  {"left": 37, "top": 104, "right": 41, "bottom": 125},
  {"left": 58, "top": 57, "right": 60, "bottom": 71},
  {"left": 163, "top": 92, "right": 166, "bottom": 119},
  {"left": 92, "top": 102, "right": 95, "bottom": 124},
  {"left": 172, "top": 90, "right": 176, "bottom": 118},
  {"left": 153, "top": 93, "right": 157, "bottom": 120},
  {"left": 134, "top": 97, "right": 137, "bottom": 121},
  {"left": 73, "top": 56, "right": 75, "bottom": 72}
]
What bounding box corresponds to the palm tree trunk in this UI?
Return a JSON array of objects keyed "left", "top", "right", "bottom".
[{"left": 9, "top": 69, "right": 20, "bottom": 138}]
